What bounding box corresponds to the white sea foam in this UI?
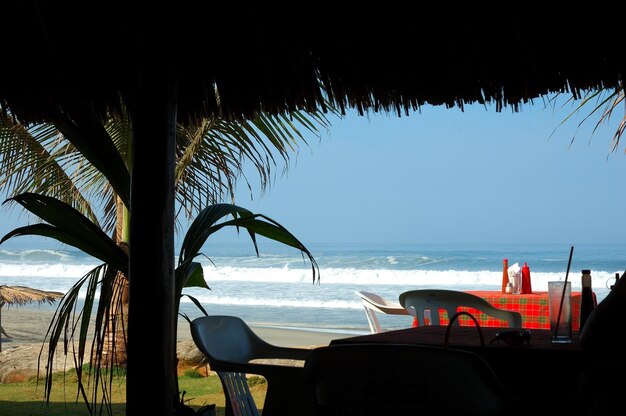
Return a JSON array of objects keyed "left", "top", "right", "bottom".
[
  {"left": 1, "top": 243, "right": 622, "bottom": 333},
  {"left": 0, "top": 263, "right": 97, "bottom": 278},
  {"left": 201, "top": 265, "right": 616, "bottom": 290},
  {"left": 1, "top": 262, "right": 617, "bottom": 293},
  {"left": 180, "top": 294, "right": 361, "bottom": 310}
]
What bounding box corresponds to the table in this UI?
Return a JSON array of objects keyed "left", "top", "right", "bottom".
[
  {"left": 463, "top": 290, "right": 591, "bottom": 330},
  {"left": 330, "top": 326, "right": 595, "bottom": 407},
  {"left": 410, "top": 290, "right": 594, "bottom": 330}
]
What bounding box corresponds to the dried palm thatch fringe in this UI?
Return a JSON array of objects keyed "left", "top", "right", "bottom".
[
  {"left": 0, "top": 285, "right": 64, "bottom": 306},
  {"left": 0, "top": 285, "right": 64, "bottom": 351}
]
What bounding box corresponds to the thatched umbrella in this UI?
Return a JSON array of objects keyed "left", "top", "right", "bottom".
[{"left": 0, "top": 285, "right": 64, "bottom": 351}]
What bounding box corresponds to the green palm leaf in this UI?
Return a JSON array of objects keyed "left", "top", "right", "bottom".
[
  {"left": 1, "top": 105, "right": 332, "bottom": 236},
  {"left": 40, "top": 263, "right": 120, "bottom": 412},
  {"left": 48, "top": 108, "right": 131, "bottom": 207},
  {"left": 1, "top": 193, "right": 127, "bottom": 274},
  {"left": 0, "top": 115, "right": 101, "bottom": 226},
  {"left": 174, "top": 111, "right": 330, "bottom": 220},
  {"left": 178, "top": 203, "right": 318, "bottom": 282},
  {"left": 0, "top": 100, "right": 330, "bottom": 416},
  {"left": 178, "top": 203, "right": 248, "bottom": 262}
]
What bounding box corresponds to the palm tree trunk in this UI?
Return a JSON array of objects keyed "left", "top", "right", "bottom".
[
  {"left": 102, "top": 270, "right": 129, "bottom": 366},
  {"left": 0, "top": 304, "right": 3, "bottom": 352},
  {"left": 102, "top": 198, "right": 130, "bottom": 366}
]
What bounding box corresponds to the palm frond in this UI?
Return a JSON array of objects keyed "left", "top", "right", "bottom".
[
  {"left": 178, "top": 204, "right": 318, "bottom": 283},
  {"left": 1, "top": 193, "right": 127, "bottom": 274},
  {"left": 174, "top": 110, "right": 331, "bottom": 221},
  {"left": 104, "top": 106, "right": 133, "bottom": 170},
  {"left": 48, "top": 107, "right": 130, "bottom": 208},
  {"left": 0, "top": 115, "right": 101, "bottom": 227},
  {"left": 39, "top": 263, "right": 124, "bottom": 414},
  {"left": 221, "top": 213, "right": 319, "bottom": 283},
  {"left": 179, "top": 294, "right": 208, "bottom": 321},
  {"left": 552, "top": 85, "right": 625, "bottom": 152}
]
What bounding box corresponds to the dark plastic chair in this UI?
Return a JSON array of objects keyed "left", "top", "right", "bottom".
[
  {"left": 190, "top": 315, "right": 311, "bottom": 416},
  {"left": 302, "top": 343, "right": 522, "bottom": 416},
  {"left": 399, "top": 289, "right": 523, "bottom": 328}
]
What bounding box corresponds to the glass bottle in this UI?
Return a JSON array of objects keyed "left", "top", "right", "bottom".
[
  {"left": 579, "top": 269, "right": 595, "bottom": 333},
  {"left": 501, "top": 258, "right": 509, "bottom": 294},
  {"left": 580, "top": 269, "right": 626, "bottom": 350}
]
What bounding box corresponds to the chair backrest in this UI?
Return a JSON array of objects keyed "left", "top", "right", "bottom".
[
  {"left": 190, "top": 316, "right": 311, "bottom": 416},
  {"left": 190, "top": 315, "right": 270, "bottom": 367},
  {"left": 399, "top": 289, "right": 523, "bottom": 328},
  {"left": 190, "top": 316, "right": 266, "bottom": 416},
  {"left": 355, "top": 291, "right": 407, "bottom": 315},
  {"left": 302, "top": 343, "right": 517, "bottom": 416},
  {"left": 355, "top": 291, "right": 409, "bottom": 333}
]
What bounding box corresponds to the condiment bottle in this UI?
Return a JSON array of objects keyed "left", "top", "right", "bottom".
[
  {"left": 501, "top": 258, "right": 509, "bottom": 294},
  {"left": 580, "top": 270, "right": 626, "bottom": 351},
  {"left": 521, "top": 262, "right": 532, "bottom": 294},
  {"left": 579, "top": 269, "right": 595, "bottom": 333}
]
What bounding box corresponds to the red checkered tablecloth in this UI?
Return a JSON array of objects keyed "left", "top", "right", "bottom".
[{"left": 424, "top": 290, "right": 595, "bottom": 330}]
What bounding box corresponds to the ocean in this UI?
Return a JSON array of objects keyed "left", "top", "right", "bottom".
[{"left": 1, "top": 242, "right": 624, "bottom": 335}]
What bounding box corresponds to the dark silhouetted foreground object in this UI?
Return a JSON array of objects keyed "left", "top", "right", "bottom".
[
  {"left": 579, "top": 271, "right": 626, "bottom": 352},
  {"left": 302, "top": 343, "right": 523, "bottom": 416},
  {"left": 576, "top": 362, "right": 626, "bottom": 416}
]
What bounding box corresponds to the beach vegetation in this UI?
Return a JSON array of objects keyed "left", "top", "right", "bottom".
[
  {"left": 1, "top": 193, "right": 317, "bottom": 415},
  {"left": 0, "top": 104, "right": 331, "bottom": 235},
  {"left": 182, "top": 368, "right": 204, "bottom": 379},
  {"left": 246, "top": 376, "right": 267, "bottom": 388},
  {"left": 0, "top": 104, "right": 327, "bottom": 414}
]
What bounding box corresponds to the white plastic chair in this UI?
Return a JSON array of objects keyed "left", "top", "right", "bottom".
[
  {"left": 354, "top": 291, "right": 410, "bottom": 333},
  {"left": 399, "top": 289, "right": 523, "bottom": 328}
]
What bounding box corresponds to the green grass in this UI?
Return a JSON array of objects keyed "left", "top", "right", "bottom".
[
  {"left": 182, "top": 368, "right": 204, "bottom": 379},
  {"left": 0, "top": 370, "right": 267, "bottom": 416}
]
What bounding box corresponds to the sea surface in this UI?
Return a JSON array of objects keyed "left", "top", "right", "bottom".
[{"left": 1, "top": 242, "right": 624, "bottom": 335}]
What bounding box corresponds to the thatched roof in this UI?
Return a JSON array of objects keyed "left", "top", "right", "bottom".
[
  {"left": 1, "top": 5, "right": 624, "bottom": 124},
  {"left": 0, "top": 285, "right": 63, "bottom": 306}
]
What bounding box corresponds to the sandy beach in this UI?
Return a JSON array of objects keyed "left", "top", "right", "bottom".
[
  {"left": 0, "top": 306, "right": 356, "bottom": 382},
  {"left": 0, "top": 307, "right": 354, "bottom": 350}
]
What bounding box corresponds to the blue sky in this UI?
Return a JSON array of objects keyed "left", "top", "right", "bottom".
[
  {"left": 1, "top": 95, "right": 624, "bottom": 248},
  {"left": 219, "top": 95, "right": 625, "bottom": 246}
]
